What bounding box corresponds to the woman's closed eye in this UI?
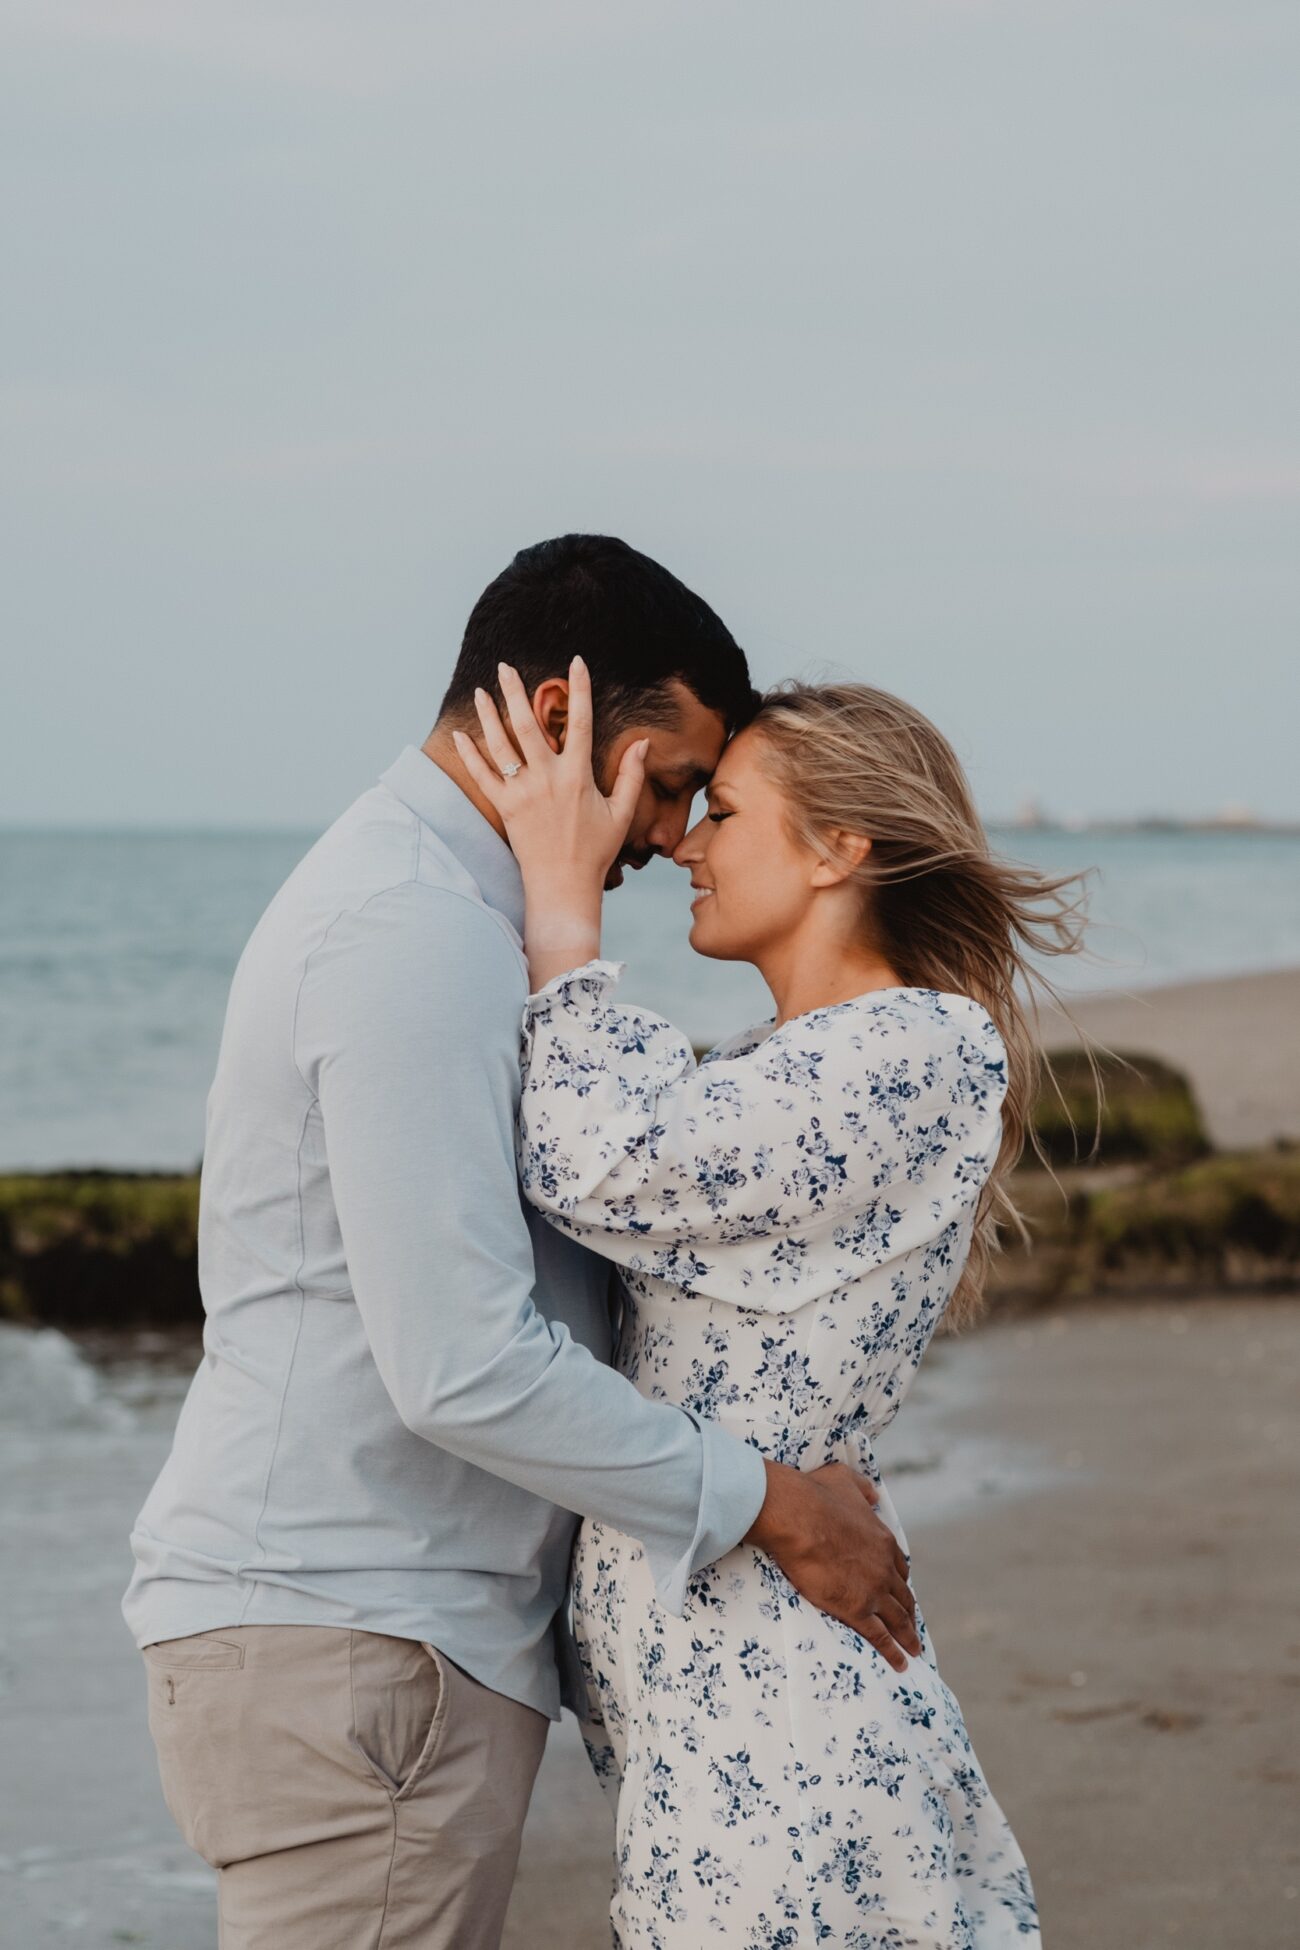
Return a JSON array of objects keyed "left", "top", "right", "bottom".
[{"left": 707, "top": 811, "right": 734, "bottom": 824}]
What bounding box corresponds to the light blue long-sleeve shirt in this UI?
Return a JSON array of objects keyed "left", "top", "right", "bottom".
[{"left": 123, "top": 746, "right": 767, "bottom": 1718}]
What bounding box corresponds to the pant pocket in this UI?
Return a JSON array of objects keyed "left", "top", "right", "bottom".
[
  {"left": 144, "top": 1633, "right": 245, "bottom": 1672},
  {"left": 394, "top": 1644, "right": 453, "bottom": 1804},
  {"left": 348, "top": 1632, "right": 446, "bottom": 1800},
  {"left": 144, "top": 1640, "right": 246, "bottom": 1866}
]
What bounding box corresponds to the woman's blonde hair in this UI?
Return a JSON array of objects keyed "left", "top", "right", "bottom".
[{"left": 749, "top": 681, "right": 1090, "bottom": 1327}]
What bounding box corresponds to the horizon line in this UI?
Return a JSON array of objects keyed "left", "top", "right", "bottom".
[{"left": 3, "top": 815, "right": 1299, "bottom": 839}]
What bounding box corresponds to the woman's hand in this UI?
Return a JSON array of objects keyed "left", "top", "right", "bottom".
[{"left": 451, "top": 657, "right": 649, "bottom": 987}]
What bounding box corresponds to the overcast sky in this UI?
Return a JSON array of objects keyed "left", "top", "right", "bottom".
[{"left": 3, "top": 0, "right": 1297, "bottom": 828}]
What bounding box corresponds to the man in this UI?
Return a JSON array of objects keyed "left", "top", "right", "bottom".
[{"left": 124, "top": 535, "right": 919, "bottom": 1949}]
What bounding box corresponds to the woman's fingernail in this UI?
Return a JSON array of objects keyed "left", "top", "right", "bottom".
[{"left": 573, "top": 654, "right": 586, "bottom": 670}]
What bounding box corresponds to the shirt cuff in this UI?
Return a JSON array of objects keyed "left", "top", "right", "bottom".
[
  {"left": 648, "top": 1416, "right": 768, "bottom": 1617},
  {"left": 524, "top": 957, "right": 626, "bottom": 1014}
]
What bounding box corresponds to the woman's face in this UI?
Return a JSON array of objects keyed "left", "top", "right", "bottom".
[{"left": 673, "top": 726, "right": 826, "bottom": 962}]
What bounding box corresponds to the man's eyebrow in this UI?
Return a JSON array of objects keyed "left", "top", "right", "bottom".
[{"left": 660, "top": 764, "right": 714, "bottom": 791}]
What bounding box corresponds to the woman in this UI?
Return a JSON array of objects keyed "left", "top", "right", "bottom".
[{"left": 454, "top": 662, "right": 1084, "bottom": 1948}]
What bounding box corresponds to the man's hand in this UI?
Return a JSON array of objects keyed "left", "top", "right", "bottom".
[{"left": 744, "top": 1459, "right": 921, "bottom": 1671}]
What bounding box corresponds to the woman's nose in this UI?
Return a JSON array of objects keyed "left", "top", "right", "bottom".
[{"left": 673, "top": 817, "right": 707, "bottom": 868}]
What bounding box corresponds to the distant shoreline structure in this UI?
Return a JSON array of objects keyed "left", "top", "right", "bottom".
[
  {"left": 993, "top": 799, "right": 1300, "bottom": 836},
  {"left": 3, "top": 808, "right": 1298, "bottom": 840}
]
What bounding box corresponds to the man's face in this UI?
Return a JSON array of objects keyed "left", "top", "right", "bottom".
[{"left": 594, "top": 680, "right": 729, "bottom": 891}]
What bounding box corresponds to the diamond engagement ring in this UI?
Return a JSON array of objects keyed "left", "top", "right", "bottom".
[{"left": 501, "top": 761, "right": 522, "bottom": 778}]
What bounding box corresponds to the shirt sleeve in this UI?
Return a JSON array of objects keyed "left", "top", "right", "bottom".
[
  {"left": 518, "top": 958, "right": 1008, "bottom": 1308},
  {"left": 293, "top": 888, "right": 767, "bottom": 1615}
]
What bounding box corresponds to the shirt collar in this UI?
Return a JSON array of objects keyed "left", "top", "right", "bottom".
[{"left": 379, "top": 746, "right": 524, "bottom": 937}]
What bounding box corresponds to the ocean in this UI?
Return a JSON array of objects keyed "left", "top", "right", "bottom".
[{"left": 2, "top": 823, "right": 1298, "bottom": 1172}]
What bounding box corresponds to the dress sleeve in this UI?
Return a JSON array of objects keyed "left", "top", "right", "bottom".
[{"left": 518, "top": 959, "right": 1008, "bottom": 1308}]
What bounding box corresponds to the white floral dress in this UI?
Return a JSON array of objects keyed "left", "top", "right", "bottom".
[{"left": 519, "top": 961, "right": 1039, "bottom": 1949}]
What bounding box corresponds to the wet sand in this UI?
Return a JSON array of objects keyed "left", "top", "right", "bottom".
[
  {"left": 883, "top": 1299, "right": 1299, "bottom": 1950},
  {"left": 2, "top": 1300, "right": 1296, "bottom": 1948},
  {"left": 1051, "top": 966, "right": 1300, "bottom": 1151}
]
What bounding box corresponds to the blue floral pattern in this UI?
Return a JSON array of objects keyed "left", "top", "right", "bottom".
[{"left": 519, "top": 961, "right": 1038, "bottom": 1947}]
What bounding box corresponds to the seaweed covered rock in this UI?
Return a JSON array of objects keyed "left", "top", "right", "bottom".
[
  {"left": 1083, "top": 1150, "right": 1300, "bottom": 1288},
  {"left": 989, "top": 1148, "right": 1300, "bottom": 1305},
  {"left": 1032, "top": 1047, "right": 1210, "bottom": 1169},
  {"left": 0, "top": 1173, "right": 200, "bottom": 1332}
]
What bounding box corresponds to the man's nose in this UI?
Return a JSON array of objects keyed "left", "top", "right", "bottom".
[{"left": 646, "top": 809, "right": 691, "bottom": 857}]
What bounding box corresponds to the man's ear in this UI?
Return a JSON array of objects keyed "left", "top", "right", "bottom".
[
  {"left": 809, "top": 830, "right": 872, "bottom": 888},
  {"left": 531, "top": 677, "right": 570, "bottom": 754}
]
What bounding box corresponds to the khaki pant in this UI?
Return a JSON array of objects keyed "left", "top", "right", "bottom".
[{"left": 143, "top": 1625, "right": 549, "bottom": 1949}]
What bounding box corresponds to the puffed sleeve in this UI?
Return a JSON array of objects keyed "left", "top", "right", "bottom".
[{"left": 518, "top": 958, "right": 1007, "bottom": 1308}]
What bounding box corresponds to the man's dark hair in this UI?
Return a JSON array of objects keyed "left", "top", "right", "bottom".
[{"left": 437, "top": 535, "right": 758, "bottom": 748}]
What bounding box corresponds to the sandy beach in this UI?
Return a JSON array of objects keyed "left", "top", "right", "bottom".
[
  {"left": 882, "top": 1300, "right": 1300, "bottom": 1950},
  {"left": 1053, "top": 966, "right": 1300, "bottom": 1152}
]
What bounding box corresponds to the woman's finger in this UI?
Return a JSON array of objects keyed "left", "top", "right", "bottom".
[
  {"left": 607, "top": 737, "right": 649, "bottom": 836},
  {"left": 451, "top": 729, "right": 505, "bottom": 807},
  {"left": 497, "top": 664, "right": 552, "bottom": 762},
  {"left": 473, "top": 687, "right": 524, "bottom": 778},
  {"left": 564, "top": 655, "right": 594, "bottom": 768}
]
